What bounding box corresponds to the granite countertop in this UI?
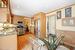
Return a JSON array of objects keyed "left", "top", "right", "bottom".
[
  {"left": 0, "top": 23, "right": 17, "bottom": 36},
  {"left": 0, "top": 28, "right": 17, "bottom": 37}
]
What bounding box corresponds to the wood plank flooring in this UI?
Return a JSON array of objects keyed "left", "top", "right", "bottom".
[{"left": 17, "top": 32, "right": 35, "bottom": 50}]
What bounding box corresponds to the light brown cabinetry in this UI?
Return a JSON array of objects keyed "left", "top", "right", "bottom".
[{"left": 33, "top": 12, "right": 46, "bottom": 38}]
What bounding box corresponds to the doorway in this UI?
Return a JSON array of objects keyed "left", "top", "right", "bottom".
[{"left": 34, "top": 19, "right": 40, "bottom": 38}]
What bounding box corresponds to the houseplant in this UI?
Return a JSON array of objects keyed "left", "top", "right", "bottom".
[{"left": 39, "top": 34, "right": 64, "bottom": 50}]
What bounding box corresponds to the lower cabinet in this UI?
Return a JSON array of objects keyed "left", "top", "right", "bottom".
[{"left": 0, "top": 35, "right": 17, "bottom": 50}]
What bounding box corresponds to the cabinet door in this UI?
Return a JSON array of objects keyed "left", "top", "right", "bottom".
[{"left": 0, "top": 35, "right": 17, "bottom": 50}]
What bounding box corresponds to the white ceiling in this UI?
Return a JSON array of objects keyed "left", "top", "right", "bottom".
[{"left": 10, "top": 0, "right": 75, "bottom": 17}]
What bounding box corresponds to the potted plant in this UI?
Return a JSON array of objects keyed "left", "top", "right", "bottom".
[{"left": 39, "top": 34, "right": 64, "bottom": 50}]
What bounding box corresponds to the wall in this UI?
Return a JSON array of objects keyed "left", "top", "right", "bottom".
[
  {"left": 56, "top": 5, "right": 75, "bottom": 31},
  {"left": 33, "top": 12, "right": 46, "bottom": 38},
  {"left": 13, "top": 15, "right": 25, "bottom": 25},
  {"left": 46, "top": 4, "right": 75, "bottom": 31},
  {"left": 13, "top": 15, "right": 31, "bottom": 25},
  {"left": 46, "top": 4, "right": 75, "bottom": 47},
  {"left": 13, "top": 15, "right": 31, "bottom": 31}
]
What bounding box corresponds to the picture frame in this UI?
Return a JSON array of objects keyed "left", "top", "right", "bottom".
[
  {"left": 65, "top": 7, "right": 72, "bottom": 17},
  {"left": 57, "top": 11, "right": 61, "bottom": 19},
  {"left": 62, "top": 17, "right": 75, "bottom": 26}
]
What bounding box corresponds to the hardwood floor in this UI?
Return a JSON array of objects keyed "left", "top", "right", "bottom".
[
  {"left": 17, "top": 32, "right": 35, "bottom": 50},
  {"left": 17, "top": 32, "right": 74, "bottom": 50}
]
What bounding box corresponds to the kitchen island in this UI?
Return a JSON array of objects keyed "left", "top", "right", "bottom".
[
  {"left": 0, "top": 34, "right": 17, "bottom": 50},
  {"left": 0, "top": 23, "right": 17, "bottom": 50}
]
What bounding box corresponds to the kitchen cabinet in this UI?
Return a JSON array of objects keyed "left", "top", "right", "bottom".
[{"left": 0, "top": 35, "right": 17, "bottom": 50}]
